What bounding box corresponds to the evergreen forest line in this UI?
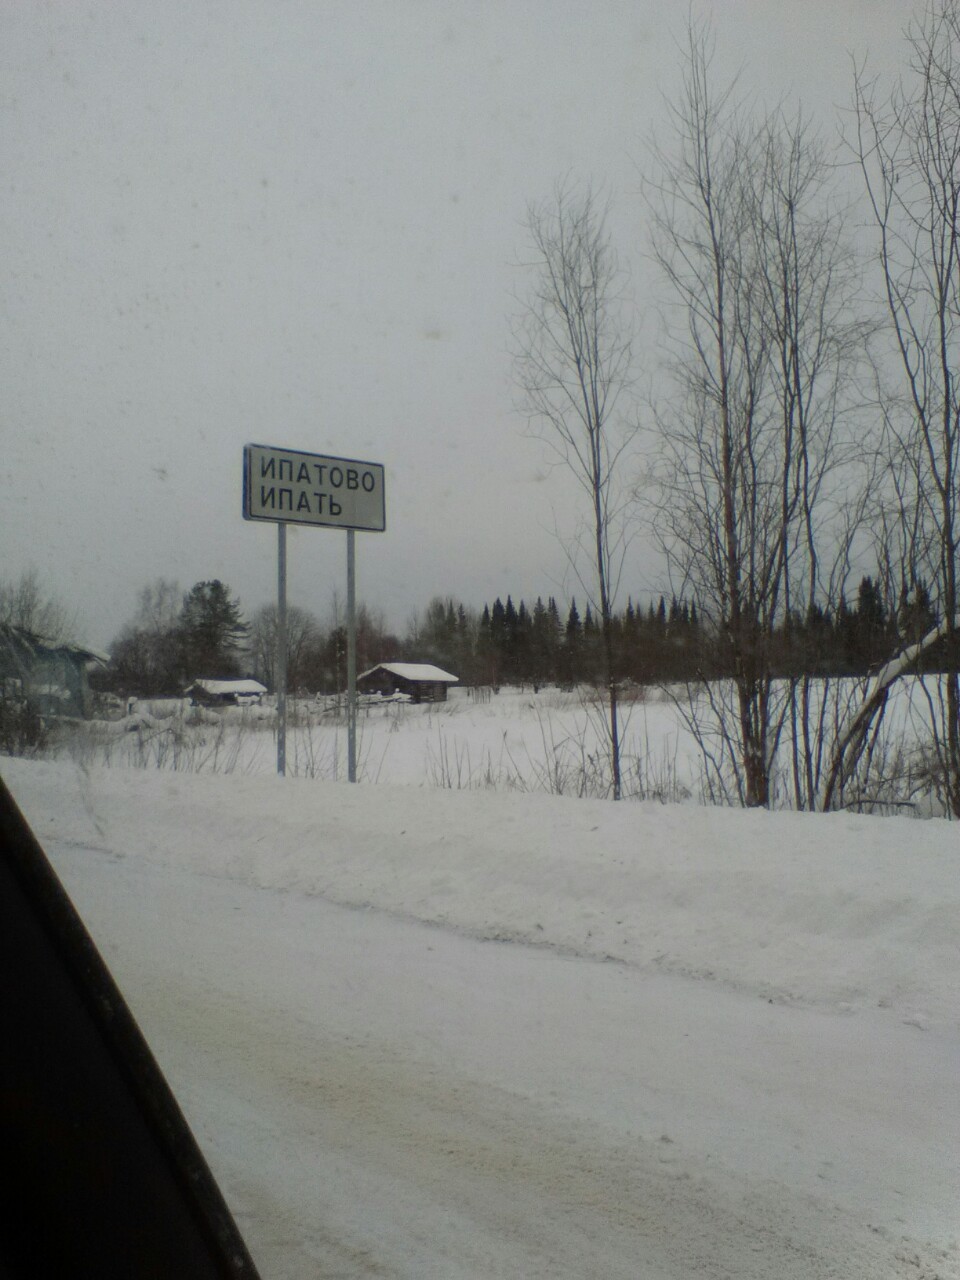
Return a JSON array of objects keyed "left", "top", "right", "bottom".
[{"left": 98, "top": 573, "right": 946, "bottom": 699}]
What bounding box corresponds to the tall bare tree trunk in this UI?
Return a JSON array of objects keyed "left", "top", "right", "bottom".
[{"left": 514, "top": 182, "right": 635, "bottom": 800}]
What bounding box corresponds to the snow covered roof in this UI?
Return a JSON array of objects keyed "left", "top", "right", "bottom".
[
  {"left": 186, "top": 679, "right": 267, "bottom": 696},
  {"left": 0, "top": 624, "right": 108, "bottom": 667},
  {"left": 69, "top": 642, "right": 110, "bottom": 666},
  {"left": 358, "top": 662, "right": 458, "bottom": 683}
]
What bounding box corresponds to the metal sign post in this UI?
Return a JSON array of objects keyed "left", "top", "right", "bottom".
[
  {"left": 277, "top": 522, "right": 287, "bottom": 777},
  {"left": 242, "top": 444, "right": 385, "bottom": 783},
  {"left": 347, "top": 529, "right": 357, "bottom": 782}
]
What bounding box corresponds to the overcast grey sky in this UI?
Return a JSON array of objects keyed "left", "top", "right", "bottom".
[{"left": 1, "top": 1, "right": 912, "bottom": 648}]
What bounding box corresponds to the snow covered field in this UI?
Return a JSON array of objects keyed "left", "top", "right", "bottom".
[
  {"left": 60, "top": 680, "right": 946, "bottom": 811},
  {"left": 3, "top": 752, "right": 958, "bottom": 1278},
  {"left": 63, "top": 686, "right": 697, "bottom": 796}
]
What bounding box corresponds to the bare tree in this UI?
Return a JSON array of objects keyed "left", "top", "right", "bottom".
[
  {"left": 0, "top": 568, "right": 75, "bottom": 643},
  {"left": 514, "top": 181, "right": 635, "bottom": 799},
  {"left": 249, "top": 603, "right": 318, "bottom": 693},
  {"left": 108, "top": 578, "right": 182, "bottom": 695},
  {"left": 851, "top": 0, "right": 960, "bottom": 815},
  {"left": 355, "top": 602, "right": 393, "bottom": 674},
  {"left": 135, "top": 578, "right": 181, "bottom": 638},
  {"left": 750, "top": 111, "right": 872, "bottom": 810},
  {"left": 647, "top": 25, "right": 867, "bottom": 807}
]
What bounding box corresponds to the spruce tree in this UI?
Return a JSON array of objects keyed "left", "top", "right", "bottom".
[
  {"left": 178, "top": 580, "right": 249, "bottom": 680},
  {"left": 562, "top": 599, "right": 583, "bottom": 685}
]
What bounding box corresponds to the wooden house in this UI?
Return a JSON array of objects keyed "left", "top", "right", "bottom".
[
  {"left": 0, "top": 624, "right": 107, "bottom": 718},
  {"left": 356, "top": 662, "right": 458, "bottom": 703}
]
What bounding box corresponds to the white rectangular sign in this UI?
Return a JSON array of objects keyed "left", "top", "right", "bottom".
[{"left": 243, "top": 444, "right": 386, "bottom": 532}]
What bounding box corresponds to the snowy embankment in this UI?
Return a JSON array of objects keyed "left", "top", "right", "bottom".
[{"left": 6, "top": 756, "right": 958, "bottom": 1031}]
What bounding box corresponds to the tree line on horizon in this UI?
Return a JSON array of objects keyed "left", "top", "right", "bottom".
[
  {"left": 404, "top": 578, "right": 948, "bottom": 691},
  {"left": 88, "top": 570, "right": 949, "bottom": 700}
]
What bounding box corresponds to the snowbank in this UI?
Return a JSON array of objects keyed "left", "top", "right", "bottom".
[{"left": 4, "top": 757, "right": 957, "bottom": 1031}]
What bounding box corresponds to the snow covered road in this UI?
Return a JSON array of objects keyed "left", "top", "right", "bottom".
[{"left": 46, "top": 839, "right": 960, "bottom": 1279}]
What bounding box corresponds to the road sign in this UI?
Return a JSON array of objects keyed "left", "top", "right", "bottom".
[
  {"left": 243, "top": 443, "right": 385, "bottom": 532},
  {"left": 242, "top": 442, "right": 386, "bottom": 781}
]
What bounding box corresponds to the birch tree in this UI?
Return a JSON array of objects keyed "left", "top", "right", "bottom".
[
  {"left": 852, "top": 0, "right": 960, "bottom": 815},
  {"left": 648, "top": 25, "right": 866, "bottom": 807},
  {"left": 514, "top": 182, "right": 635, "bottom": 799}
]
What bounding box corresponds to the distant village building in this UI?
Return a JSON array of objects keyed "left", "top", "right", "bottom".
[
  {"left": 357, "top": 662, "right": 458, "bottom": 703},
  {"left": 185, "top": 679, "right": 267, "bottom": 708},
  {"left": 0, "top": 624, "right": 107, "bottom": 719}
]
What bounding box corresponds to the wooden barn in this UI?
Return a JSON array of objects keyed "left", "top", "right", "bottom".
[
  {"left": 0, "top": 624, "right": 107, "bottom": 719},
  {"left": 357, "top": 662, "right": 458, "bottom": 703}
]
